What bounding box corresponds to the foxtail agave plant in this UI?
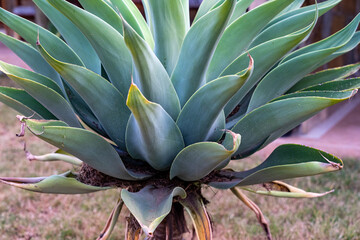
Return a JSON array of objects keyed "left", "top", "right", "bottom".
[{"left": 0, "top": 0, "right": 360, "bottom": 239}]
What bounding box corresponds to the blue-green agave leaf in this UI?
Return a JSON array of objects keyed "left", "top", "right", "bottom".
[
  {"left": 125, "top": 84, "right": 184, "bottom": 171},
  {"left": 0, "top": 171, "right": 111, "bottom": 194},
  {"left": 177, "top": 57, "right": 252, "bottom": 145},
  {"left": 121, "top": 185, "right": 186, "bottom": 236},
  {"left": 210, "top": 144, "right": 343, "bottom": 189},
  {"left": 170, "top": 131, "right": 241, "bottom": 181},
  {"left": 0, "top": 7, "right": 83, "bottom": 66},
  {"left": 228, "top": 0, "right": 254, "bottom": 25},
  {"left": 247, "top": 15, "right": 360, "bottom": 112},
  {"left": 301, "top": 79, "right": 360, "bottom": 92},
  {"left": 48, "top": 0, "right": 132, "bottom": 97},
  {"left": 231, "top": 91, "right": 355, "bottom": 157},
  {"left": 288, "top": 63, "right": 360, "bottom": 93},
  {"left": 0, "top": 32, "right": 63, "bottom": 90},
  {"left": 206, "top": 0, "right": 294, "bottom": 82},
  {"left": 0, "top": 61, "right": 81, "bottom": 128},
  {"left": 122, "top": 19, "right": 181, "bottom": 119},
  {"left": 171, "top": 0, "right": 236, "bottom": 106},
  {"left": 34, "top": 0, "right": 101, "bottom": 74},
  {"left": 142, "top": 0, "right": 187, "bottom": 74},
  {"left": 38, "top": 43, "right": 130, "bottom": 150},
  {"left": 222, "top": 14, "right": 316, "bottom": 116},
  {"left": 277, "top": 0, "right": 305, "bottom": 16},
  {"left": 0, "top": 87, "right": 54, "bottom": 119},
  {"left": 249, "top": 0, "right": 339, "bottom": 48},
  {"left": 23, "top": 118, "right": 147, "bottom": 180},
  {"left": 193, "top": 0, "right": 222, "bottom": 22},
  {"left": 98, "top": 198, "right": 124, "bottom": 240},
  {"left": 78, "top": 0, "right": 124, "bottom": 34}
]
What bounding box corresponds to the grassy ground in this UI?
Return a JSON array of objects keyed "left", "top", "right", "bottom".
[{"left": 0, "top": 80, "right": 359, "bottom": 239}]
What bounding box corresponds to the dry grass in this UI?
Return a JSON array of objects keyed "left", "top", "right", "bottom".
[{"left": 0, "top": 77, "right": 359, "bottom": 239}]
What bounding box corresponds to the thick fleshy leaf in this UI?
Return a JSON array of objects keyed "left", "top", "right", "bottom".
[
  {"left": 0, "top": 7, "right": 83, "bottom": 65},
  {"left": 121, "top": 186, "right": 186, "bottom": 236},
  {"left": 123, "top": 19, "right": 180, "bottom": 119},
  {"left": 222, "top": 16, "right": 316, "bottom": 116},
  {"left": 277, "top": 0, "right": 304, "bottom": 16},
  {"left": 38, "top": 43, "right": 130, "bottom": 149},
  {"left": 242, "top": 180, "right": 334, "bottom": 198},
  {"left": 0, "top": 171, "right": 110, "bottom": 194},
  {"left": 0, "top": 61, "right": 81, "bottom": 128},
  {"left": 34, "top": 0, "right": 100, "bottom": 74},
  {"left": 0, "top": 87, "right": 54, "bottom": 119},
  {"left": 171, "top": 0, "right": 236, "bottom": 106},
  {"left": 142, "top": 0, "right": 187, "bottom": 74},
  {"left": 78, "top": 0, "right": 123, "bottom": 34},
  {"left": 247, "top": 15, "right": 360, "bottom": 112},
  {"left": 125, "top": 84, "right": 184, "bottom": 171},
  {"left": 170, "top": 131, "right": 241, "bottom": 181},
  {"left": 110, "top": 0, "right": 154, "bottom": 48},
  {"left": 302, "top": 78, "right": 360, "bottom": 92},
  {"left": 249, "top": 0, "right": 340, "bottom": 48},
  {"left": 22, "top": 118, "right": 145, "bottom": 180},
  {"left": 0, "top": 32, "right": 63, "bottom": 90},
  {"left": 179, "top": 192, "right": 212, "bottom": 240},
  {"left": 288, "top": 63, "right": 360, "bottom": 92},
  {"left": 230, "top": 188, "right": 271, "bottom": 240},
  {"left": 194, "top": 0, "right": 222, "bottom": 22},
  {"left": 281, "top": 13, "right": 360, "bottom": 63},
  {"left": 206, "top": 0, "right": 294, "bottom": 82},
  {"left": 230, "top": 91, "right": 354, "bottom": 157},
  {"left": 97, "top": 199, "right": 124, "bottom": 240},
  {"left": 177, "top": 58, "right": 252, "bottom": 145},
  {"left": 210, "top": 144, "right": 343, "bottom": 189},
  {"left": 48, "top": 0, "right": 132, "bottom": 97},
  {"left": 264, "top": 0, "right": 341, "bottom": 32},
  {"left": 228, "top": 0, "right": 254, "bottom": 25}
]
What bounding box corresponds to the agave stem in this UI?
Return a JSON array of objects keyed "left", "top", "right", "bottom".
[{"left": 230, "top": 187, "right": 272, "bottom": 240}]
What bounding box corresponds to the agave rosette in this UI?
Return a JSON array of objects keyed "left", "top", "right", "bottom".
[{"left": 0, "top": 0, "right": 359, "bottom": 239}]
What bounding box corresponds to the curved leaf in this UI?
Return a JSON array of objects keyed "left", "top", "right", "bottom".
[
  {"left": 288, "top": 63, "right": 360, "bottom": 93},
  {"left": 123, "top": 19, "right": 181, "bottom": 119},
  {"left": 0, "top": 87, "right": 54, "bottom": 119},
  {"left": 210, "top": 144, "right": 343, "bottom": 189},
  {"left": 33, "top": 0, "right": 101, "bottom": 74},
  {"left": 142, "top": 0, "right": 187, "bottom": 74},
  {"left": 206, "top": 0, "right": 294, "bottom": 82},
  {"left": 302, "top": 78, "right": 360, "bottom": 92},
  {"left": 121, "top": 186, "right": 186, "bottom": 236},
  {"left": 249, "top": 0, "right": 339, "bottom": 48},
  {"left": 23, "top": 118, "right": 145, "bottom": 180},
  {"left": 222, "top": 15, "right": 316, "bottom": 116},
  {"left": 177, "top": 58, "right": 252, "bottom": 145},
  {"left": 242, "top": 180, "right": 334, "bottom": 198},
  {"left": 0, "top": 32, "right": 63, "bottom": 90},
  {"left": 0, "top": 171, "right": 110, "bottom": 194},
  {"left": 194, "top": 0, "right": 222, "bottom": 22},
  {"left": 125, "top": 84, "right": 184, "bottom": 171},
  {"left": 0, "top": 7, "right": 83, "bottom": 65},
  {"left": 97, "top": 199, "right": 124, "bottom": 240},
  {"left": 171, "top": 0, "right": 236, "bottom": 106},
  {"left": 78, "top": 0, "right": 123, "bottom": 34},
  {"left": 48, "top": 0, "right": 132, "bottom": 97},
  {"left": 38, "top": 43, "right": 130, "bottom": 149},
  {"left": 170, "top": 131, "right": 241, "bottom": 181},
  {"left": 110, "top": 0, "right": 154, "bottom": 48},
  {"left": 0, "top": 61, "right": 81, "bottom": 128},
  {"left": 247, "top": 15, "right": 360, "bottom": 112},
  {"left": 228, "top": 0, "right": 254, "bottom": 25},
  {"left": 231, "top": 91, "right": 354, "bottom": 156}
]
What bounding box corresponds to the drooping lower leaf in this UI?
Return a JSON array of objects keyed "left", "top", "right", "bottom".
[
  {"left": 210, "top": 144, "right": 343, "bottom": 189},
  {"left": 0, "top": 171, "right": 111, "bottom": 194},
  {"left": 121, "top": 185, "right": 186, "bottom": 236},
  {"left": 23, "top": 118, "right": 147, "bottom": 180},
  {"left": 97, "top": 198, "right": 124, "bottom": 240},
  {"left": 0, "top": 87, "right": 54, "bottom": 119}
]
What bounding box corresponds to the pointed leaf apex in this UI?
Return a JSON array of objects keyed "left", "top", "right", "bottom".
[{"left": 126, "top": 83, "right": 150, "bottom": 109}]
